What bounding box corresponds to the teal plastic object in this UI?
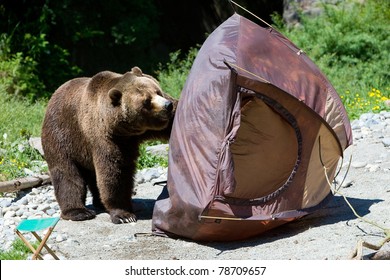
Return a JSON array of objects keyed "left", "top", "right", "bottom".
[{"left": 16, "top": 217, "right": 60, "bottom": 232}]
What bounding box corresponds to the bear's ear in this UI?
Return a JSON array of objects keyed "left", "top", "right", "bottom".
[
  {"left": 109, "top": 89, "right": 122, "bottom": 106},
  {"left": 131, "top": 66, "right": 143, "bottom": 76}
]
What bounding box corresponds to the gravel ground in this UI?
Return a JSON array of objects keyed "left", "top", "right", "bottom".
[{"left": 49, "top": 114, "right": 390, "bottom": 260}]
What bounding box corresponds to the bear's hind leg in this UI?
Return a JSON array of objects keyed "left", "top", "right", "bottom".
[{"left": 50, "top": 167, "right": 96, "bottom": 221}]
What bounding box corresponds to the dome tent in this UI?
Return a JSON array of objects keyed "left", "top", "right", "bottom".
[{"left": 152, "top": 12, "right": 352, "bottom": 241}]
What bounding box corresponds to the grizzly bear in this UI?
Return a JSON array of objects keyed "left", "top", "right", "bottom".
[{"left": 41, "top": 67, "right": 177, "bottom": 224}]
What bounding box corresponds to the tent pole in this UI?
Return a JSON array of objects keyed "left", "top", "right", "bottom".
[{"left": 229, "top": 0, "right": 274, "bottom": 29}]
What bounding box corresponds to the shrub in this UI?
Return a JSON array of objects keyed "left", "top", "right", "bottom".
[
  {"left": 137, "top": 142, "right": 168, "bottom": 170},
  {"left": 156, "top": 47, "right": 198, "bottom": 99}
]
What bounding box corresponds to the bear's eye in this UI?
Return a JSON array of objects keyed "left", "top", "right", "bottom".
[{"left": 143, "top": 98, "right": 152, "bottom": 109}]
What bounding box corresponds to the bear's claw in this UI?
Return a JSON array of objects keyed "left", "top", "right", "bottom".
[{"left": 109, "top": 209, "right": 137, "bottom": 224}]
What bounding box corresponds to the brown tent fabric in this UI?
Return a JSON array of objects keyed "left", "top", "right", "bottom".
[{"left": 152, "top": 13, "right": 352, "bottom": 241}]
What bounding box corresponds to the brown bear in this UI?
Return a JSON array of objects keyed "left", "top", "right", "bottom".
[{"left": 41, "top": 67, "right": 177, "bottom": 224}]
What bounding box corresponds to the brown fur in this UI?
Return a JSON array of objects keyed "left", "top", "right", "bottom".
[{"left": 41, "top": 67, "right": 177, "bottom": 224}]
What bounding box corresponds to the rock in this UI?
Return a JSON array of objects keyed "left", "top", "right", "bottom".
[
  {"left": 366, "top": 164, "right": 379, "bottom": 172},
  {"left": 56, "top": 234, "right": 67, "bottom": 242},
  {"left": 143, "top": 168, "right": 161, "bottom": 182},
  {"left": 29, "top": 137, "right": 44, "bottom": 156},
  {"left": 0, "top": 199, "right": 12, "bottom": 208},
  {"left": 382, "top": 138, "right": 390, "bottom": 147},
  {"left": 341, "top": 180, "right": 354, "bottom": 188},
  {"left": 145, "top": 144, "right": 169, "bottom": 157},
  {"left": 23, "top": 168, "right": 35, "bottom": 176},
  {"left": 283, "top": 0, "right": 350, "bottom": 27},
  {"left": 37, "top": 204, "right": 51, "bottom": 212},
  {"left": 31, "top": 188, "right": 41, "bottom": 195},
  {"left": 4, "top": 210, "right": 16, "bottom": 219},
  {"left": 351, "top": 161, "right": 367, "bottom": 168},
  {"left": 15, "top": 197, "right": 29, "bottom": 206}
]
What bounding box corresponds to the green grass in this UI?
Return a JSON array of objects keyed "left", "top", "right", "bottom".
[
  {"left": 0, "top": 90, "right": 47, "bottom": 181},
  {"left": 0, "top": 90, "right": 46, "bottom": 142},
  {"left": 0, "top": 239, "right": 37, "bottom": 260}
]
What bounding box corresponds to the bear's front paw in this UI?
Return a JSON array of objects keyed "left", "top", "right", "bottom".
[
  {"left": 109, "top": 209, "right": 137, "bottom": 224},
  {"left": 61, "top": 208, "right": 96, "bottom": 221}
]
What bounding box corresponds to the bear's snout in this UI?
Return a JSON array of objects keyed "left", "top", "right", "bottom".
[
  {"left": 164, "top": 100, "right": 173, "bottom": 113},
  {"left": 153, "top": 95, "right": 173, "bottom": 113}
]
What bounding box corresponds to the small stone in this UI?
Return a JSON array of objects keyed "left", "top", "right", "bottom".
[
  {"left": 21, "top": 211, "right": 33, "bottom": 219},
  {"left": 341, "top": 180, "right": 354, "bottom": 188},
  {"left": 361, "top": 127, "right": 371, "bottom": 135},
  {"left": 37, "top": 204, "right": 51, "bottom": 212},
  {"left": 46, "top": 209, "right": 57, "bottom": 216},
  {"left": 16, "top": 197, "right": 29, "bottom": 206},
  {"left": 145, "top": 144, "right": 169, "bottom": 157},
  {"left": 351, "top": 161, "right": 367, "bottom": 168},
  {"left": 366, "top": 164, "right": 379, "bottom": 172},
  {"left": 28, "top": 204, "right": 38, "bottom": 210},
  {"left": 4, "top": 219, "right": 15, "bottom": 226},
  {"left": 4, "top": 210, "right": 16, "bottom": 218},
  {"left": 0, "top": 200, "right": 12, "bottom": 208},
  {"left": 360, "top": 113, "right": 375, "bottom": 121},
  {"left": 23, "top": 168, "right": 35, "bottom": 176},
  {"left": 382, "top": 138, "right": 390, "bottom": 147},
  {"left": 29, "top": 137, "right": 44, "bottom": 156},
  {"left": 135, "top": 172, "right": 145, "bottom": 184},
  {"left": 143, "top": 168, "right": 161, "bottom": 182},
  {"left": 16, "top": 207, "right": 26, "bottom": 217},
  {"left": 56, "top": 234, "right": 67, "bottom": 242}
]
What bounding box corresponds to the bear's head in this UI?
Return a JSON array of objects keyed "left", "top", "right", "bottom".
[{"left": 102, "top": 67, "right": 174, "bottom": 136}]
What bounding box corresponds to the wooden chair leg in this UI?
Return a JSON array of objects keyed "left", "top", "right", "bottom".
[
  {"left": 15, "top": 230, "right": 43, "bottom": 260},
  {"left": 31, "top": 227, "right": 59, "bottom": 260}
]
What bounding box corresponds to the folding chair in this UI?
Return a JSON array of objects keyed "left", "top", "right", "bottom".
[{"left": 15, "top": 217, "right": 60, "bottom": 260}]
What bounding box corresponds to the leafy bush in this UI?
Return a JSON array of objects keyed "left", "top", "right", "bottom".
[
  {"left": 156, "top": 47, "right": 198, "bottom": 99},
  {"left": 137, "top": 142, "right": 168, "bottom": 170},
  {"left": 0, "top": 30, "right": 80, "bottom": 101}
]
